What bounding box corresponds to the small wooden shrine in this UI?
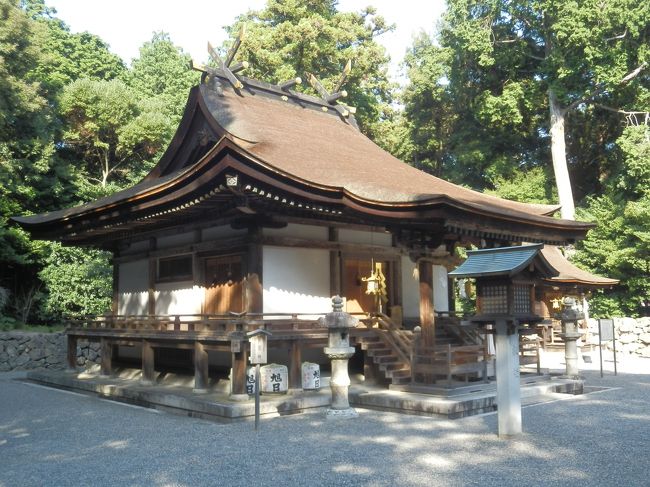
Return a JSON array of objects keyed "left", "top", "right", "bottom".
[{"left": 12, "top": 37, "right": 598, "bottom": 395}]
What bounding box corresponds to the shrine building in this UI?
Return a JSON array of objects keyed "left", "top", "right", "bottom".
[{"left": 12, "top": 48, "right": 607, "bottom": 395}]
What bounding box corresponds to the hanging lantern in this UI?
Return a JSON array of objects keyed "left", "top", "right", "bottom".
[{"left": 363, "top": 271, "right": 380, "bottom": 295}]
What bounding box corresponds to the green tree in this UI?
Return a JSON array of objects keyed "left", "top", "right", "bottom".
[
  {"left": 38, "top": 244, "right": 112, "bottom": 319},
  {"left": 574, "top": 125, "right": 650, "bottom": 316},
  {"left": 224, "top": 0, "right": 395, "bottom": 138},
  {"left": 22, "top": 0, "right": 125, "bottom": 94},
  {"left": 124, "top": 32, "right": 200, "bottom": 125},
  {"left": 59, "top": 78, "right": 174, "bottom": 193},
  {"left": 403, "top": 0, "right": 649, "bottom": 214},
  {"left": 0, "top": 0, "right": 66, "bottom": 323}
]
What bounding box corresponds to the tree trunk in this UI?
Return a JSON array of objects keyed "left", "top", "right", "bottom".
[{"left": 548, "top": 89, "right": 575, "bottom": 220}]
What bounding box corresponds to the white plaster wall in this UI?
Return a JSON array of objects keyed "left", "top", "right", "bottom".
[
  {"left": 154, "top": 281, "right": 203, "bottom": 316},
  {"left": 157, "top": 232, "right": 195, "bottom": 249},
  {"left": 338, "top": 228, "right": 392, "bottom": 246},
  {"left": 433, "top": 264, "right": 449, "bottom": 312},
  {"left": 401, "top": 256, "right": 420, "bottom": 319},
  {"left": 118, "top": 260, "right": 149, "bottom": 315},
  {"left": 263, "top": 223, "right": 328, "bottom": 240},
  {"left": 262, "top": 246, "right": 331, "bottom": 315},
  {"left": 202, "top": 225, "right": 247, "bottom": 241}
]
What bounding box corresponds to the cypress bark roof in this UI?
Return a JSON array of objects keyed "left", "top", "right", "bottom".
[
  {"left": 12, "top": 71, "right": 594, "bottom": 247},
  {"left": 541, "top": 246, "right": 619, "bottom": 288}
]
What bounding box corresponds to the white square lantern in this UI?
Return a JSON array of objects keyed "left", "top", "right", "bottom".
[{"left": 247, "top": 328, "right": 272, "bottom": 365}]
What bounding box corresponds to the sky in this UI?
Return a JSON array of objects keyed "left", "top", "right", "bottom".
[{"left": 45, "top": 0, "right": 446, "bottom": 82}]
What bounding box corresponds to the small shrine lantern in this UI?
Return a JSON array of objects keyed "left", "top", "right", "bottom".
[
  {"left": 450, "top": 243, "right": 557, "bottom": 325},
  {"left": 449, "top": 243, "right": 558, "bottom": 438}
]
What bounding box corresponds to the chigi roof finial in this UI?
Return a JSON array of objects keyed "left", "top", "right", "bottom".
[
  {"left": 191, "top": 24, "right": 248, "bottom": 93},
  {"left": 306, "top": 60, "right": 356, "bottom": 118}
]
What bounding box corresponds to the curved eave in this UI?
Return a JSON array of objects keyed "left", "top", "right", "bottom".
[
  {"left": 543, "top": 278, "right": 619, "bottom": 289},
  {"left": 12, "top": 134, "right": 593, "bottom": 245},
  {"left": 221, "top": 140, "right": 594, "bottom": 240}
]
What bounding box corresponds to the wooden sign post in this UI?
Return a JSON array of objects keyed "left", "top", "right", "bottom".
[{"left": 247, "top": 328, "right": 271, "bottom": 430}]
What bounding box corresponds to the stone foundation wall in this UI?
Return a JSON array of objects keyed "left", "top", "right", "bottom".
[{"left": 0, "top": 332, "right": 101, "bottom": 372}]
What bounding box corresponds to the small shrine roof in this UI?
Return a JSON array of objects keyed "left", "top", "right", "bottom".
[{"left": 449, "top": 244, "right": 554, "bottom": 278}]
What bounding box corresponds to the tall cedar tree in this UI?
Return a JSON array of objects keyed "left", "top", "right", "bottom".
[
  {"left": 403, "top": 0, "right": 649, "bottom": 218},
  {"left": 223, "top": 0, "right": 395, "bottom": 139}
]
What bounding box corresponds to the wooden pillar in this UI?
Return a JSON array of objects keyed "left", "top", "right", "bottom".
[
  {"left": 364, "top": 353, "right": 380, "bottom": 385},
  {"left": 100, "top": 338, "right": 113, "bottom": 376},
  {"left": 66, "top": 335, "right": 77, "bottom": 370},
  {"left": 148, "top": 237, "right": 157, "bottom": 316},
  {"left": 246, "top": 228, "right": 263, "bottom": 314},
  {"left": 142, "top": 340, "right": 155, "bottom": 384},
  {"left": 447, "top": 276, "right": 456, "bottom": 314},
  {"left": 111, "top": 259, "right": 119, "bottom": 315},
  {"left": 193, "top": 341, "right": 209, "bottom": 393},
  {"left": 329, "top": 227, "right": 341, "bottom": 297},
  {"left": 418, "top": 260, "right": 435, "bottom": 346},
  {"left": 289, "top": 340, "right": 302, "bottom": 389},
  {"left": 231, "top": 342, "right": 249, "bottom": 397}
]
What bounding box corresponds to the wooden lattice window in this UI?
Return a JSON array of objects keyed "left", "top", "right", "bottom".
[
  {"left": 158, "top": 255, "right": 193, "bottom": 282},
  {"left": 480, "top": 284, "right": 508, "bottom": 314},
  {"left": 513, "top": 284, "right": 532, "bottom": 314}
]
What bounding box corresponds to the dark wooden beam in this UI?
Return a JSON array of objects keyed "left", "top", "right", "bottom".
[
  {"left": 66, "top": 335, "right": 77, "bottom": 370},
  {"left": 418, "top": 260, "right": 435, "bottom": 347},
  {"left": 111, "top": 259, "right": 119, "bottom": 315},
  {"left": 246, "top": 226, "right": 263, "bottom": 314},
  {"left": 100, "top": 338, "right": 113, "bottom": 377},
  {"left": 193, "top": 341, "right": 209, "bottom": 392},
  {"left": 328, "top": 227, "right": 341, "bottom": 297},
  {"left": 231, "top": 341, "right": 248, "bottom": 396},
  {"left": 148, "top": 237, "right": 157, "bottom": 316},
  {"left": 289, "top": 340, "right": 302, "bottom": 390},
  {"left": 142, "top": 340, "right": 155, "bottom": 384}
]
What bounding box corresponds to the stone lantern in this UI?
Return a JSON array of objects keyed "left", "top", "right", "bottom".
[
  {"left": 318, "top": 295, "right": 359, "bottom": 419},
  {"left": 560, "top": 296, "right": 584, "bottom": 378}
]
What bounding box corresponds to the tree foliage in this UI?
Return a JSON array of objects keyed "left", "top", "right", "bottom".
[
  {"left": 224, "top": 0, "right": 395, "bottom": 137},
  {"left": 124, "top": 32, "right": 200, "bottom": 125},
  {"left": 574, "top": 126, "right": 650, "bottom": 316},
  {"left": 39, "top": 244, "right": 112, "bottom": 319},
  {"left": 58, "top": 78, "right": 174, "bottom": 193},
  {"left": 402, "top": 0, "right": 650, "bottom": 207}
]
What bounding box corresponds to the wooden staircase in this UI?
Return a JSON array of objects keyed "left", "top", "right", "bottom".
[
  {"left": 358, "top": 329, "right": 413, "bottom": 385},
  {"left": 356, "top": 313, "right": 486, "bottom": 386}
]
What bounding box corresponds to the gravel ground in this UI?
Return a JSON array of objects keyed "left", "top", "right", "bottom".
[{"left": 0, "top": 351, "right": 648, "bottom": 487}]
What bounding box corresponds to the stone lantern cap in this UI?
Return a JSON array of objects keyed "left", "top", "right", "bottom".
[
  {"left": 560, "top": 296, "right": 585, "bottom": 321},
  {"left": 318, "top": 296, "right": 359, "bottom": 329}
]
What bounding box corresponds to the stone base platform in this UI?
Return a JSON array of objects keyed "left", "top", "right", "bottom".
[
  {"left": 24, "top": 368, "right": 583, "bottom": 422},
  {"left": 26, "top": 367, "right": 332, "bottom": 422},
  {"left": 350, "top": 375, "right": 583, "bottom": 419}
]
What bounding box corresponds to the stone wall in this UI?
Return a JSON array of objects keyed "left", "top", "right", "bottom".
[
  {"left": 611, "top": 317, "right": 650, "bottom": 357},
  {"left": 0, "top": 332, "right": 101, "bottom": 372}
]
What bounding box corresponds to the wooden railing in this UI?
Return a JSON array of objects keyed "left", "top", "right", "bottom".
[
  {"left": 411, "top": 331, "right": 489, "bottom": 384},
  {"left": 65, "top": 312, "right": 326, "bottom": 335},
  {"left": 370, "top": 312, "right": 412, "bottom": 367},
  {"left": 435, "top": 311, "right": 485, "bottom": 346}
]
